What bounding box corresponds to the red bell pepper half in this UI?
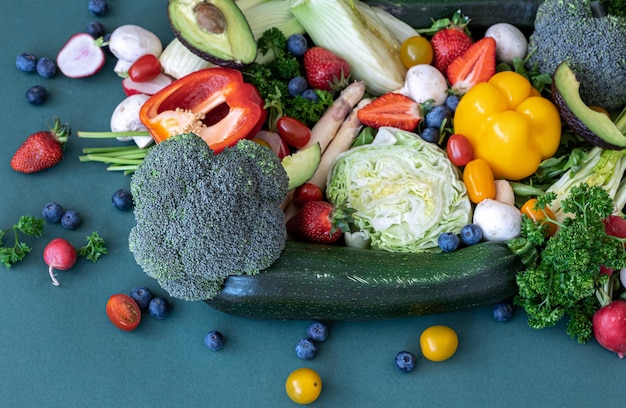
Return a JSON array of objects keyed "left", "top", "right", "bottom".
[{"left": 139, "top": 67, "right": 266, "bottom": 153}]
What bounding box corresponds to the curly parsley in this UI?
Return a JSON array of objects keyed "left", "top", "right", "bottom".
[
  {"left": 0, "top": 216, "right": 45, "bottom": 268},
  {"left": 78, "top": 231, "right": 107, "bottom": 263}
]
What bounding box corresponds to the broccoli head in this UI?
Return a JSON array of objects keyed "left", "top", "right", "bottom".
[
  {"left": 527, "top": 0, "right": 626, "bottom": 111},
  {"left": 128, "top": 133, "right": 289, "bottom": 301}
]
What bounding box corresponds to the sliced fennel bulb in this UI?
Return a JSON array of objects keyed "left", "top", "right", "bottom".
[{"left": 289, "top": 0, "right": 407, "bottom": 95}]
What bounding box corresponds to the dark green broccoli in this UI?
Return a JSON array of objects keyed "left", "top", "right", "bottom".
[
  {"left": 526, "top": 0, "right": 626, "bottom": 111},
  {"left": 128, "top": 133, "right": 289, "bottom": 301}
]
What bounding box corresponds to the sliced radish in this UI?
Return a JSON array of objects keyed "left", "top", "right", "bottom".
[
  {"left": 252, "top": 130, "right": 291, "bottom": 159},
  {"left": 122, "top": 73, "right": 173, "bottom": 96},
  {"left": 56, "top": 33, "right": 106, "bottom": 78}
]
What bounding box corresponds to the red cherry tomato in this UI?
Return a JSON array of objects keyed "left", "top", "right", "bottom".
[
  {"left": 293, "top": 182, "right": 323, "bottom": 207},
  {"left": 106, "top": 293, "right": 141, "bottom": 331},
  {"left": 446, "top": 133, "right": 474, "bottom": 167},
  {"left": 128, "top": 54, "right": 161, "bottom": 82},
  {"left": 276, "top": 116, "right": 311, "bottom": 149}
]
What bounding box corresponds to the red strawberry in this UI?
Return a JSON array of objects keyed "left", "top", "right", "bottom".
[
  {"left": 357, "top": 93, "right": 422, "bottom": 131},
  {"left": 423, "top": 11, "right": 472, "bottom": 74},
  {"left": 446, "top": 37, "right": 496, "bottom": 94},
  {"left": 286, "top": 201, "right": 345, "bottom": 244},
  {"left": 10, "top": 118, "right": 70, "bottom": 174},
  {"left": 303, "top": 47, "right": 351, "bottom": 91}
]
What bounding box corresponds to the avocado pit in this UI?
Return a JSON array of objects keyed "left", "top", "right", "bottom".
[{"left": 194, "top": 2, "right": 225, "bottom": 34}]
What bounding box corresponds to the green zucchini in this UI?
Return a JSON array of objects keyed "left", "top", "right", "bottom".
[{"left": 205, "top": 240, "right": 527, "bottom": 320}]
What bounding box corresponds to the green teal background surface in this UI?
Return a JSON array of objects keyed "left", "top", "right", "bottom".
[{"left": 1, "top": 1, "right": 622, "bottom": 407}]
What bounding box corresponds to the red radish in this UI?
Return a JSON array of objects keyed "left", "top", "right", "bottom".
[
  {"left": 122, "top": 73, "right": 173, "bottom": 96},
  {"left": 56, "top": 33, "right": 106, "bottom": 78},
  {"left": 251, "top": 130, "right": 290, "bottom": 159},
  {"left": 592, "top": 300, "right": 626, "bottom": 358},
  {"left": 43, "top": 238, "right": 78, "bottom": 286}
]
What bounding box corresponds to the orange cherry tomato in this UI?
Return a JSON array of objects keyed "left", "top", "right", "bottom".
[
  {"left": 276, "top": 116, "right": 311, "bottom": 149},
  {"left": 106, "top": 294, "right": 141, "bottom": 331},
  {"left": 520, "top": 198, "right": 558, "bottom": 236},
  {"left": 399, "top": 35, "right": 434, "bottom": 68},
  {"left": 463, "top": 158, "right": 496, "bottom": 204}
]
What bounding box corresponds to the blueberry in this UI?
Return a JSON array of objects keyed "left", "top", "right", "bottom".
[
  {"left": 42, "top": 202, "right": 64, "bottom": 223},
  {"left": 26, "top": 85, "right": 48, "bottom": 105},
  {"left": 420, "top": 127, "right": 440, "bottom": 144},
  {"left": 301, "top": 89, "right": 319, "bottom": 103},
  {"left": 16, "top": 53, "right": 38, "bottom": 73},
  {"left": 288, "top": 76, "right": 308, "bottom": 97},
  {"left": 460, "top": 223, "right": 483, "bottom": 246},
  {"left": 204, "top": 330, "right": 225, "bottom": 351},
  {"left": 438, "top": 232, "right": 460, "bottom": 252},
  {"left": 445, "top": 94, "right": 461, "bottom": 112},
  {"left": 425, "top": 105, "right": 453, "bottom": 129},
  {"left": 295, "top": 338, "right": 317, "bottom": 359},
  {"left": 148, "top": 297, "right": 169, "bottom": 319},
  {"left": 394, "top": 351, "right": 416, "bottom": 372},
  {"left": 130, "top": 286, "right": 153, "bottom": 309},
  {"left": 36, "top": 57, "right": 56, "bottom": 78},
  {"left": 61, "top": 210, "right": 81, "bottom": 230},
  {"left": 493, "top": 301, "right": 514, "bottom": 322},
  {"left": 306, "top": 321, "right": 328, "bottom": 343},
  {"left": 86, "top": 21, "right": 106, "bottom": 38},
  {"left": 112, "top": 189, "right": 134, "bottom": 211},
  {"left": 88, "top": 0, "right": 108, "bottom": 17},
  {"left": 286, "top": 34, "right": 308, "bottom": 57}
]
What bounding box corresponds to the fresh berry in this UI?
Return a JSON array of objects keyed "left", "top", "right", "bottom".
[
  {"left": 301, "top": 89, "right": 319, "bottom": 103},
  {"left": 394, "top": 351, "right": 417, "bottom": 372},
  {"left": 420, "top": 127, "right": 440, "bottom": 144},
  {"left": 10, "top": 118, "right": 70, "bottom": 173},
  {"left": 306, "top": 322, "right": 328, "bottom": 343},
  {"left": 16, "top": 53, "right": 38, "bottom": 73},
  {"left": 286, "top": 201, "right": 345, "bottom": 244},
  {"left": 42, "top": 202, "right": 65, "bottom": 223},
  {"left": 61, "top": 210, "right": 82, "bottom": 230},
  {"left": 288, "top": 76, "right": 308, "bottom": 97},
  {"left": 88, "top": 0, "right": 108, "bottom": 16},
  {"left": 56, "top": 33, "right": 106, "bottom": 78},
  {"left": 86, "top": 21, "right": 106, "bottom": 38},
  {"left": 36, "top": 57, "right": 57, "bottom": 78},
  {"left": 303, "top": 46, "right": 350, "bottom": 91},
  {"left": 447, "top": 37, "right": 497, "bottom": 94},
  {"left": 149, "top": 297, "right": 170, "bottom": 319},
  {"left": 493, "top": 301, "right": 514, "bottom": 322},
  {"left": 428, "top": 11, "right": 473, "bottom": 74},
  {"left": 26, "top": 85, "right": 48, "bottom": 105},
  {"left": 204, "top": 330, "right": 225, "bottom": 351},
  {"left": 130, "top": 286, "right": 153, "bottom": 309},
  {"left": 112, "top": 189, "right": 134, "bottom": 211},
  {"left": 460, "top": 223, "right": 483, "bottom": 245},
  {"left": 295, "top": 338, "right": 317, "bottom": 359},
  {"left": 357, "top": 92, "right": 422, "bottom": 131},
  {"left": 287, "top": 34, "right": 308, "bottom": 57},
  {"left": 43, "top": 238, "right": 78, "bottom": 286},
  {"left": 438, "top": 232, "right": 460, "bottom": 252},
  {"left": 425, "top": 105, "right": 453, "bottom": 129},
  {"left": 445, "top": 94, "right": 461, "bottom": 112}
]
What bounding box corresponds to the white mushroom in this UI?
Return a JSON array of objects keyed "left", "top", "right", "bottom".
[
  {"left": 484, "top": 23, "right": 528, "bottom": 65},
  {"left": 397, "top": 64, "right": 448, "bottom": 106},
  {"left": 108, "top": 25, "right": 163, "bottom": 74},
  {"left": 472, "top": 199, "right": 522, "bottom": 242},
  {"left": 110, "top": 94, "right": 153, "bottom": 148}
]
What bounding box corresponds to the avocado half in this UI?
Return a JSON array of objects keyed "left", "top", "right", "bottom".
[
  {"left": 168, "top": 0, "right": 257, "bottom": 68},
  {"left": 551, "top": 62, "right": 626, "bottom": 150}
]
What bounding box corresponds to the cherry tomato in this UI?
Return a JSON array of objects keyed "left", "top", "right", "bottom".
[
  {"left": 285, "top": 368, "right": 322, "bottom": 404},
  {"left": 276, "top": 116, "right": 311, "bottom": 149},
  {"left": 106, "top": 293, "right": 141, "bottom": 331},
  {"left": 293, "top": 183, "right": 323, "bottom": 207},
  {"left": 520, "top": 198, "right": 558, "bottom": 237},
  {"left": 446, "top": 133, "right": 474, "bottom": 167},
  {"left": 463, "top": 158, "right": 496, "bottom": 204},
  {"left": 128, "top": 54, "right": 161, "bottom": 82},
  {"left": 420, "top": 325, "right": 459, "bottom": 362},
  {"left": 399, "top": 35, "right": 433, "bottom": 68}
]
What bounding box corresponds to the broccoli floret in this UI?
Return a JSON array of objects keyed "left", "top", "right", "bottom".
[
  {"left": 526, "top": 0, "right": 626, "bottom": 110},
  {"left": 128, "top": 133, "right": 289, "bottom": 301}
]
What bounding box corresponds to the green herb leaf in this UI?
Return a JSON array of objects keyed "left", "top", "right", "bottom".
[{"left": 77, "top": 231, "right": 107, "bottom": 263}]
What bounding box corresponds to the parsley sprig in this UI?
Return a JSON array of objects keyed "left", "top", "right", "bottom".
[
  {"left": 78, "top": 231, "right": 108, "bottom": 262},
  {"left": 0, "top": 216, "right": 45, "bottom": 268}
]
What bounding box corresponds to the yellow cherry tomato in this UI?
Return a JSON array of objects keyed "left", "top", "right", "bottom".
[
  {"left": 285, "top": 368, "right": 322, "bottom": 405},
  {"left": 463, "top": 158, "right": 496, "bottom": 204},
  {"left": 420, "top": 325, "right": 459, "bottom": 362},
  {"left": 399, "top": 35, "right": 433, "bottom": 68},
  {"left": 520, "top": 198, "right": 558, "bottom": 237}
]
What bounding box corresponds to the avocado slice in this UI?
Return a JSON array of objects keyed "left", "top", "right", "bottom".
[
  {"left": 552, "top": 62, "right": 626, "bottom": 150},
  {"left": 168, "top": 0, "right": 257, "bottom": 68},
  {"left": 282, "top": 143, "right": 322, "bottom": 191}
]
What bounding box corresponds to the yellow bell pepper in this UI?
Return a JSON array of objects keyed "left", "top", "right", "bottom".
[{"left": 453, "top": 71, "right": 561, "bottom": 181}]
